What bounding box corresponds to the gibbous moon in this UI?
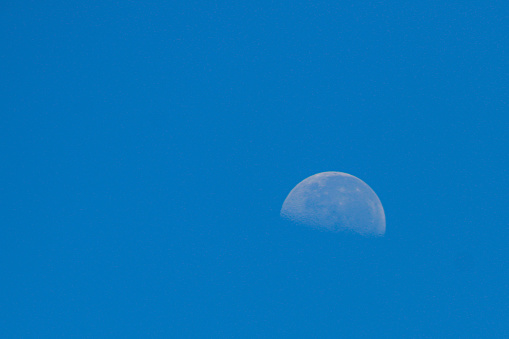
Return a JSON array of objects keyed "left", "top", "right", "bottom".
[{"left": 281, "top": 172, "right": 385, "bottom": 236}]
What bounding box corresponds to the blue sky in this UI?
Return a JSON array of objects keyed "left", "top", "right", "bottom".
[{"left": 1, "top": 1, "right": 508, "bottom": 337}]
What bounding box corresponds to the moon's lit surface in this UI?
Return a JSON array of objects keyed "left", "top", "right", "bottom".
[{"left": 281, "top": 172, "right": 385, "bottom": 236}]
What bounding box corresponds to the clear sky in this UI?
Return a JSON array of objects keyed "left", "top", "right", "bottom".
[{"left": 1, "top": 1, "right": 508, "bottom": 337}]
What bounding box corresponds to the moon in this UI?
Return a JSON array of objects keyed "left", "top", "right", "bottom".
[{"left": 281, "top": 172, "right": 385, "bottom": 236}]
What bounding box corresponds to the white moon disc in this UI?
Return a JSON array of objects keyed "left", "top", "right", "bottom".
[{"left": 281, "top": 172, "right": 385, "bottom": 236}]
